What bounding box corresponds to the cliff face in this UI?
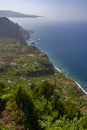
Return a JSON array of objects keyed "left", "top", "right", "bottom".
[
  {"left": 19, "top": 26, "right": 31, "bottom": 40},
  {"left": 0, "top": 17, "right": 28, "bottom": 42}
]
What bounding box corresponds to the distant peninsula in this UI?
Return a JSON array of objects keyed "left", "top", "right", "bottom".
[{"left": 0, "top": 10, "right": 43, "bottom": 18}]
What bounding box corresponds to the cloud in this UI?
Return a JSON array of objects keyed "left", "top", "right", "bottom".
[{"left": 0, "top": 0, "right": 87, "bottom": 20}]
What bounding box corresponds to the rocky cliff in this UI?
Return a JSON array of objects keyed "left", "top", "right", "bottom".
[{"left": 0, "top": 17, "right": 30, "bottom": 42}]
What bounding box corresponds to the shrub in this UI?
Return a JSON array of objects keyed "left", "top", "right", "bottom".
[
  {"left": 0, "top": 98, "right": 6, "bottom": 114},
  {"left": 63, "top": 100, "right": 81, "bottom": 120}
]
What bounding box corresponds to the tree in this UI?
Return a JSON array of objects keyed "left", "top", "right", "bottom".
[
  {"left": 16, "top": 86, "right": 43, "bottom": 130},
  {"left": 39, "top": 81, "right": 54, "bottom": 101}
]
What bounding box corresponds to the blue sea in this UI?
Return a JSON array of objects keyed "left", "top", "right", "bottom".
[{"left": 10, "top": 18, "right": 87, "bottom": 92}]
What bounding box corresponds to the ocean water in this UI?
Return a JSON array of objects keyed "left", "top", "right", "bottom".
[{"left": 10, "top": 18, "right": 87, "bottom": 92}]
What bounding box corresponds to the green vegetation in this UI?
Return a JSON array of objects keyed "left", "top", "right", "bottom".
[{"left": 0, "top": 37, "right": 87, "bottom": 130}]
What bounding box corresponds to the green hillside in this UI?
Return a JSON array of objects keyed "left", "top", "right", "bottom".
[{"left": 0, "top": 37, "right": 87, "bottom": 130}]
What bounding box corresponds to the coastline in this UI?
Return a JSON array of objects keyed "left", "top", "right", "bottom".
[
  {"left": 27, "top": 40, "right": 87, "bottom": 96},
  {"left": 34, "top": 46, "right": 87, "bottom": 96},
  {"left": 75, "top": 81, "right": 87, "bottom": 95},
  {"left": 54, "top": 65, "right": 87, "bottom": 95},
  {"left": 54, "top": 65, "right": 62, "bottom": 73}
]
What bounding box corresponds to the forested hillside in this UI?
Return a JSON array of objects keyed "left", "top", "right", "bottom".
[
  {"left": 0, "top": 18, "right": 87, "bottom": 130},
  {"left": 0, "top": 37, "right": 87, "bottom": 130}
]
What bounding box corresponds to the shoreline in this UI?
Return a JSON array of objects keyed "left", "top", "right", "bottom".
[
  {"left": 54, "top": 65, "right": 87, "bottom": 95},
  {"left": 28, "top": 41, "right": 87, "bottom": 96},
  {"left": 54, "top": 65, "right": 62, "bottom": 73},
  {"left": 75, "top": 81, "right": 87, "bottom": 95}
]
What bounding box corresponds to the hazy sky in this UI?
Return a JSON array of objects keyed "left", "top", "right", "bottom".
[{"left": 0, "top": 0, "right": 87, "bottom": 20}]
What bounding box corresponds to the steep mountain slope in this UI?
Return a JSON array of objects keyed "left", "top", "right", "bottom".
[
  {"left": 0, "top": 18, "right": 87, "bottom": 130},
  {"left": 0, "top": 17, "right": 30, "bottom": 42},
  {"left": 0, "top": 37, "right": 87, "bottom": 130}
]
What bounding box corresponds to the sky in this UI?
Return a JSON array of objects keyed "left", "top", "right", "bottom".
[{"left": 0, "top": 0, "right": 87, "bottom": 20}]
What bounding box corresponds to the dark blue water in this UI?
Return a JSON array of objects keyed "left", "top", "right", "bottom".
[{"left": 11, "top": 18, "right": 87, "bottom": 92}]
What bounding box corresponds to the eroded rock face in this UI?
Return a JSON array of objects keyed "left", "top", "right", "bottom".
[{"left": 0, "top": 17, "right": 27, "bottom": 42}]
